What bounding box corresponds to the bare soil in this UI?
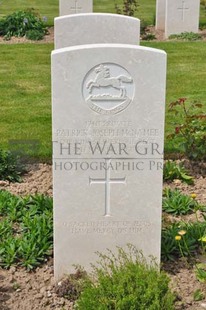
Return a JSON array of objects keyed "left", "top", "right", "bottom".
[
  {"left": 0, "top": 27, "right": 54, "bottom": 44},
  {"left": 0, "top": 161, "right": 205, "bottom": 309}
]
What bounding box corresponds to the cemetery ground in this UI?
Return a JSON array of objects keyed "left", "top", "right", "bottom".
[
  {"left": 0, "top": 3, "right": 206, "bottom": 310},
  {"left": 0, "top": 46, "right": 206, "bottom": 310},
  {"left": 0, "top": 161, "right": 205, "bottom": 310},
  {"left": 0, "top": 0, "right": 206, "bottom": 27},
  {"left": 0, "top": 35, "right": 206, "bottom": 157}
]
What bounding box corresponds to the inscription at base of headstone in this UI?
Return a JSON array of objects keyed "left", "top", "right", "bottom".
[
  {"left": 55, "top": 14, "right": 140, "bottom": 49},
  {"left": 52, "top": 44, "right": 167, "bottom": 280},
  {"left": 59, "top": 0, "right": 93, "bottom": 16}
]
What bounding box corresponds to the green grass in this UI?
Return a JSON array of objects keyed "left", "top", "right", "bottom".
[
  {"left": 94, "top": 0, "right": 156, "bottom": 24},
  {"left": 0, "top": 0, "right": 155, "bottom": 24},
  {"left": 142, "top": 42, "right": 206, "bottom": 103},
  {"left": 0, "top": 44, "right": 52, "bottom": 159},
  {"left": 0, "top": 1, "right": 206, "bottom": 158},
  {"left": 0, "top": 42, "right": 205, "bottom": 158},
  {"left": 142, "top": 41, "right": 206, "bottom": 154},
  {"left": 0, "top": 0, "right": 205, "bottom": 27},
  {"left": 0, "top": 0, "right": 58, "bottom": 26}
]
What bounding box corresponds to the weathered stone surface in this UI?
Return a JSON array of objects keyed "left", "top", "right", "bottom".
[
  {"left": 156, "top": 0, "right": 166, "bottom": 31},
  {"left": 165, "top": 0, "right": 200, "bottom": 38},
  {"left": 59, "top": 0, "right": 93, "bottom": 16},
  {"left": 52, "top": 43, "right": 167, "bottom": 279},
  {"left": 156, "top": 0, "right": 200, "bottom": 38},
  {"left": 55, "top": 13, "right": 140, "bottom": 49}
]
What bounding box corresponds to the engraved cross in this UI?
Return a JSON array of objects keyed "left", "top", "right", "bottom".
[
  {"left": 178, "top": 0, "right": 189, "bottom": 21},
  {"left": 70, "top": 0, "right": 82, "bottom": 13},
  {"left": 89, "top": 159, "right": 126, "bottom": 217}
]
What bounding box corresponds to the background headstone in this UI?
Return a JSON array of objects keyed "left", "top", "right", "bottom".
[
  {"left": 156, "top": 0, "right": 166, "bottom": 31},
  {"left": 52, "top": 43, "right": 167, "bottom": 279},
  {"left": 55, "top": 13, "right": 140, "bottom": 49},
  {"left": 59, "top": 0, "right": 93, "bottom": 16},
  {"left": 165, "top": 0, "right": 200, "bottom": 38}
]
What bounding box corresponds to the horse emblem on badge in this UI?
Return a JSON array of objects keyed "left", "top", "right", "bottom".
[{"left": 83, "top": 63, "right": 135, "bottom": 115}]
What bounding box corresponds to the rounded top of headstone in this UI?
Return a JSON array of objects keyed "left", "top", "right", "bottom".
[
  {"left": 55, "top": 12, "right": 140, "bottom": 23},
  {"left": 52, "top": 43, "right": 167, "bottom": 57}
]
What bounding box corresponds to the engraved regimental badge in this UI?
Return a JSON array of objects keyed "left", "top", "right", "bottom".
[{"left": 83, "top": 63, "right": 135, "bottom": 115}]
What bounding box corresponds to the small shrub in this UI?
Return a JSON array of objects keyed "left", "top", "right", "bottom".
[
  {"left": 76, "top": 245, "right": 175, "bottom": 310},
  {"left": 114, "top": 0, "right": 139, "bottom": 16},
  {"left": 161, "top": 224, "right": 181, "bottom": 261},
  {"left": 140, "top": 19, "right": 148, "bottom": 35},
  {"left": 0, "top": 8, "right": 47, "bottom": 40},
  {"left": 140, "top": 19, "right": 155, "bottom": 40},
  {"left": 167, "top": 98, "right": 206, "bottom": 160},
  {"left": 0, "top": 191, "right": 53, "bottom": 269},
  {"left": 0, "top": 149, "right": 22, "bottom": 182},
  {"left": 0, "top": 237, "right": 19, "bottom": 268},
  {"left": 161, "top": 222, "right": 206, "bottom": 261},
  {"left": 141, "top": 33, "right": 156, "bottom": 41},
  {"left": 163, "top": 160, "right": 193, "bottom": 184},
  {"left": 163, "top": 188, "right": 199, "bottom": 215},
  {"left": 26, "top": 29, "right": 44, "bottom": 41},
  {"left": 169, "top": 32, "right": 202, "bottom": 41}
]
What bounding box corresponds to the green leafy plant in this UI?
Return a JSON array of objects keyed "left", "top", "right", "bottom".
[
  {"left": 200, "top": 0, "right": 206, "bottom": 18},
  {"left": 168, "top": 98, "right": 206, "bottom": 160},
  {"left": 0, "top": 237, "right": 19, "bottom": 268},
  {"left": 161, "top": 224, "right": 181, "bottom": 261},
  {"left": 0, "top": 190, "right": 53, "bottom": 269},
  {"left": 141, "top": 33, "right": 156, "bottom": 41},
  {"left": 193, "top": 288, "right": 205, "bottom": 301},
  {"left": 0, "top": 218, "right": 13, "bottom": 238},
  {"left": 163, "top": 188, "right": 199, "bottom": 215},
  {"left": 201, "top": 0, "right": 206, "bottom": 9},
  {"left": 169, "top": 32, "right": 202, "bottom": 41},
  {"left": 26, "top": 29, "right": 44, "bottom": 40},
  {"left": 140, "top": 19, "right": 149, "bottom": 35},
  {"left": 195, "top": 264, "right": 206, "bottom": 283},
  {"left": 0, "top": 8, "right": 48, "bottom": 40},
  {"left": 161, "top": 222, "right": 206, "bottom": 261},
  {"left": 114, "top": 0, "right": 139, "bottom": 16},
  {"left": 139, "top": 19, "right": 155, "bottom": 40},
  {"left": 163, "top": 160, "right": 193, "bottom": 184},
  {"left": 76, "top": 245, "right": 175, "bottom": 310},
  {"left": 0, "top": 149, "right": 23, "bottom": 182}
]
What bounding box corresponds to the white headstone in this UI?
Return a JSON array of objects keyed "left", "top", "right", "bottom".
[
  {"left": 52, "top": 43, "right": 167, "bottom": 280},
  {"left": 59, "top": 0, "right": 93, "bottom": 16},
  {"left": 165, "top": 0, "right": 200, "bottom": 38},
  {"left": 156, "top": 0, "right": 166, "bottom": 31},
  {"left": 55, "top": 13, "right": 140, "bottom": 49}
]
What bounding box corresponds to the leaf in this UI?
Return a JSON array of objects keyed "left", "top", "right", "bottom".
[{"left": 195, "top": 103, "right": 203, "bottom": 108}]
